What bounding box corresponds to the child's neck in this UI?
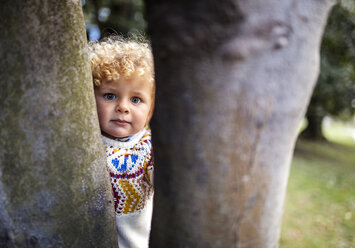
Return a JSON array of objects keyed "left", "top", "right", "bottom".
[{"left": 115, "top": 129, "right": 145, "bottom": 142}]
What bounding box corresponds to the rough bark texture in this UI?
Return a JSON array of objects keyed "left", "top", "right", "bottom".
[
  {"left": 0, "top": 1, "right": 117, "bottom": 247},
  {"left": 146, "top": 0, "right": 335, "bottom": 247}
]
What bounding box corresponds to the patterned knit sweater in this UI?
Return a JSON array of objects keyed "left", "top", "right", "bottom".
[{"left": 102, "top": 128, "right": 154, "bottom": 248}]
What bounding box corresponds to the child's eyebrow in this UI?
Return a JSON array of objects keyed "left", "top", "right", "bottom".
[
  {"left": 132, "top": 90, "right": 149, "bottom": 97},
  {"left": 100, "top": 84, "right": 117, "bottom": 92}
]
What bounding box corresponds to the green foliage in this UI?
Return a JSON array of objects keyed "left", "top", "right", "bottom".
[
  {"left": 308, "top": 0, "right": 355, "bottom": 121},
  {"left": 82, "top": 0, "right": 146, "bottom": 39}
]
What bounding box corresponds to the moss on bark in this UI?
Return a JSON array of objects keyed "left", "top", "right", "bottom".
[{"left": 0, "top": 1, "right": 117, "bottom": 247}]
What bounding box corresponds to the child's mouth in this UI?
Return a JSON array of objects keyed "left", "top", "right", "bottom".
[{"left": 112, "top": 119, "right": 129, "bottom": 126}]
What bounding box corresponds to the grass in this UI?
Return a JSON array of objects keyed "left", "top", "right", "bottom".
[{"left": 280, "top": 120, "right": 355, "bottom": 248}]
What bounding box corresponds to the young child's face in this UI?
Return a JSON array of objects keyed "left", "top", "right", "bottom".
[{"left": 94, "top": 77, "right": 153, "bottom": 139}]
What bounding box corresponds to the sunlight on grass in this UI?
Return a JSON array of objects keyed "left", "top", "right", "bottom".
[
  {"left": 323, "top": 116, "right": 355, "bottom": 146},
  {"left": 280, "top": 118, "right": 355, "bottom": 248}
]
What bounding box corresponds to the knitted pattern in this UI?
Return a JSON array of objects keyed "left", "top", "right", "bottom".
[{"left": 102, "top": 129, "right": 154, "bottom": 216}]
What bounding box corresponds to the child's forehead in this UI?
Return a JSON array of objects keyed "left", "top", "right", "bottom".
[
  {"left": 107, "top": 76, "right": 151, "bottom": 85},
  {"left": 101, "top": 77, "right": 153, "bottom": 91}
]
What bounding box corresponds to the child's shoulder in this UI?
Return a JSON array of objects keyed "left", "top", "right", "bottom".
[{"left": 141, "top": 128, "right": 151, "bottom": 141}]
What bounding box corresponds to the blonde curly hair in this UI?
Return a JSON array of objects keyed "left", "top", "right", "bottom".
[{"left": 88, "top": 36, "right": 155, "bottom": 88}]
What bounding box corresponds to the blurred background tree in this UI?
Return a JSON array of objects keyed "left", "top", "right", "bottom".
[
  {"left": 82, "top": 0, "right": 355, "bottom": 141},
  {"left": 301, "top": 0, "right": 355, "bottom": 140},
  {"left": 82, "top": 0, "right": 146, "bottom": 40}
]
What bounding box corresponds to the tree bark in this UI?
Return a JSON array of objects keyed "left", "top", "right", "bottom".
[
  {"left": 146, "top": 0, "right": 335, "bottom": 247},
  {"left": 300, "top": 94, "right": 327, "bottom": 140},
  {"left": 300, "top": 112, "right": 326, "bottom": 141},
  {"left": 0, "top": 1, "right": 117, "bottom": 247}
]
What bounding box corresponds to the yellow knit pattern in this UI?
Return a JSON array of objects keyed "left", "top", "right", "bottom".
[
  {"left": 118, "top": 180, "right": 141, "bottom": 214},
  {"left": 104, "top": 129, "right": 153, "bottom": 216}
]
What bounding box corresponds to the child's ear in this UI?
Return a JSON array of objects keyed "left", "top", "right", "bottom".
[
  {"left": 146, "top": 83, "right": 155, "bottom": 126},
  {"left": 145, "top": 111, "right": 153, "bottom": 127},
  {"left": 145, "top": 102, "right": 155, "bottom": 127}
]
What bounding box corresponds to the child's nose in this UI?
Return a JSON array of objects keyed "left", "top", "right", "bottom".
[{"left": 116, "top": 99, "right": 129, "bottom": 113}]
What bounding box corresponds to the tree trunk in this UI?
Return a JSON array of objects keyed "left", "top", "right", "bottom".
[
  {"left": 146, "top": 0, "right": 335, "bottom": 247},
  {"left": 300, "top": 95, "right": 326, "bottom": 140},
  {"left": 0, "top": 1, "right": 117, "bottom": 247},
  {"left": 300, "top": 112, "right": 326, "bottom": 141}
]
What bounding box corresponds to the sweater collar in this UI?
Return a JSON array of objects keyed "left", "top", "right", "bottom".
[{"left": 101, "top": 129, "right": 146, "bottom": 149}]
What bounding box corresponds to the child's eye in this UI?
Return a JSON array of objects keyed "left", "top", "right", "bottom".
[
  {"left": 103, "top": 93, "right": 116, "bottom": 101},
  {"left": 130, "top": 97, "right": 141, "bottom": 104}
]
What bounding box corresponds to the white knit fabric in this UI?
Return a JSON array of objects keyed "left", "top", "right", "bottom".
[
  {"left": 102, "top": 128, "right": 153, "bottom": 248},
  {"left": 116, "top": 197, "right": 153, "bottom": 248}
]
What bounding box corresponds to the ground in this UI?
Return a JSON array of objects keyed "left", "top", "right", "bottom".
[{"left": 280, "top": 119, "right": 355, "bottom": 248}]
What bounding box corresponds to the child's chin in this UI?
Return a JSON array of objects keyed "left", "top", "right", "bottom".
[
  {"left": 115, "top": 132, "right": 131, "bottom": 138},
  {"left": 102, "top": 131, "right": 121, "bottom": 139},
  {"left": 113, "top": 128, "right": 132, "bottom": 137}
]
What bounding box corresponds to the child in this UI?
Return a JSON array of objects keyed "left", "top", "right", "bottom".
[{"left": 89, "top": 36, "right": 155, "bottom": 248}]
